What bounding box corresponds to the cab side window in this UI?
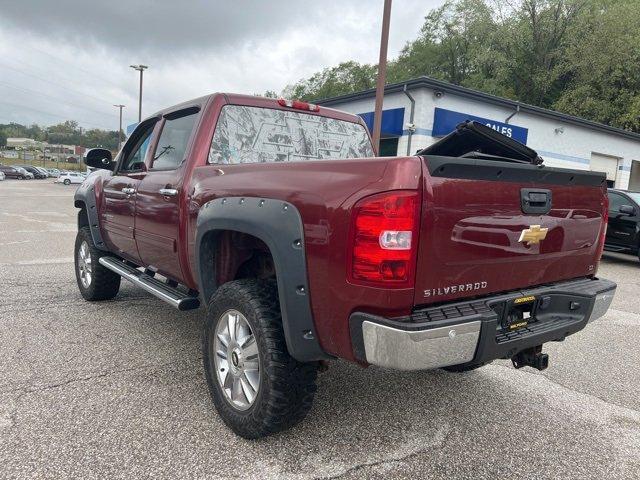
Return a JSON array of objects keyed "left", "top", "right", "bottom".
[
  {"left": 607, "top": 193, "right": 626, "bottom": 212},
  {"left": 151, "top": 108, "right": 199, "bottom": 170},
  {"left": 119, "top": 120, "right": 158, "bottom": 172}
]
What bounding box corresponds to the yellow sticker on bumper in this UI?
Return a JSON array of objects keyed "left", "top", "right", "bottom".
[{"left": 514, "top": 295, "right": 535, "bottom": 305}]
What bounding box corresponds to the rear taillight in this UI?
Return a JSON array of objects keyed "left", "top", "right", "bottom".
[
  {"left": 348, "top": 190, "right": 421, "bottom": 288},
  {"left": 277, "top": 98, "right": 320, "bottom": 112}
]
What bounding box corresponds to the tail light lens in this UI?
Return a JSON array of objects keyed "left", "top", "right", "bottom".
[{"left": 348, "top": 190, "right": 421, "bottom": 288}]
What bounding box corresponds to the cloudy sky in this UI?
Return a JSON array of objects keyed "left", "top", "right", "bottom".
[{"left": 0, "top": 0, "right": 445, "bottom": 131}]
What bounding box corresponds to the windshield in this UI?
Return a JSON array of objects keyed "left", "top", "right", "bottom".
[{"left": 208, "top": 105, "right": 374, "bottom": 164}]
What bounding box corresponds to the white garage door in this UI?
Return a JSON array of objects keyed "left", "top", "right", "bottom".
[{"left": 590, "top": 152, "right": 620, "bottom": 186}]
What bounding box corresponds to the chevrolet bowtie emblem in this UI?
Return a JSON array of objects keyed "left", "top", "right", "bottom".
[{"left": 519, "top": 225, "right": 548, "bottom": 245}]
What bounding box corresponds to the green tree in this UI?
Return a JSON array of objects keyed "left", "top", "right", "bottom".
[
  {"left": 490, "top": 0, "right": 590, "bottom": 107},
  {"left": 389, "top": 0, "right": 496, "bottom": 87},
  {"left": 554, "top": 0, "right": 640, "bottom": 131},
  {"left": 283, "top": 61, "right": 377, "bottom": 101}
]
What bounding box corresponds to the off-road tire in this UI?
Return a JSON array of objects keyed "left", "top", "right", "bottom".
[
  {"left": 74, "top": 226, "right": 121, "bottom": 301},
  {"left": 63, "top": 179, "right": 71, "bottom": 185},
  {"left": 442, "top": 361, "right": 490, "bottom": 373},
  {"left": 202, "top": 279, "right": 318, "bottom": 439}
]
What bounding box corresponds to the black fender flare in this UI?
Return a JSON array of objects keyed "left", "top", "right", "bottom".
[
  {"left": 74, "top": 177, "right": 108, "bottom": 251},
  {"left": 195, "top": 197, "right": 329, "bottom": 362}
]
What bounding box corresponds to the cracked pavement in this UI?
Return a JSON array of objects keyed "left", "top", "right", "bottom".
[{"left": 1, "top": 180, "right": 639, "bottom": 479}]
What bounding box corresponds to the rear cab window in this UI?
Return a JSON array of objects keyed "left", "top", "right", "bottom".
[{"left": 208, "top": 105, "right": 373, "bottom": 164}]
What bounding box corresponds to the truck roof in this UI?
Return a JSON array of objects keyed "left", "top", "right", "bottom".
[{"left": 147, "top": 93, "right": 366, "bottom": 126}]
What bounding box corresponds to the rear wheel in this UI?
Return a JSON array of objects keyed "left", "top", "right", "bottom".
[
  {"left": 63, "top": 179, "right": 71, "bottom": 185},
  {"left": 74, "top": 226, "right": 121, "bottom": 301},
  {"left": 202, "top": 279, "right": 317, "bottom": 439}
]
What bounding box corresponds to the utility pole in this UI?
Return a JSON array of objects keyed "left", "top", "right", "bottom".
[
  {"left": 130, "top": 64, "right": 148, "bottom": 122},
  {"left": 372, "top": 0, "right": 392, "bottom": 154},
  {"left": 113, "top": 104, "right": 125, "bottom": 150}
]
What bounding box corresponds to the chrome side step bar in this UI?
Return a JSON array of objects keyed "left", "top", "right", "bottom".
[{"left": 99, "top": 256, "right": 200, "bottom": 311}]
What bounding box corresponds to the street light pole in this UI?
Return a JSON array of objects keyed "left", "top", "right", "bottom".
[
  {"left": 113, "top": 104, "right": 125, "bottom": 150},
  {"left": 129, "top": 64, "right": 148, "bottom": 122},
  {"left": 372, "top": 0, "right": 392, "bottom": 154}
]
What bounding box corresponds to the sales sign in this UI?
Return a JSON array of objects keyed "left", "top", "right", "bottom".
[{"left": 432, "top": 107, "right": 529, "bottom": 144}]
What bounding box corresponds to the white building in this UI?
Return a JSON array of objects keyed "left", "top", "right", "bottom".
[
  {"left": 6, "top": 137, "right": 45, "bottom": 149},
  {"left": 317, "top": 77, "right": 640, "bottom": 190}
]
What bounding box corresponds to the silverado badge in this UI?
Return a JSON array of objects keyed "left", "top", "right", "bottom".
[{"left": 518, "top": 225, "right": 548, "bottom": 245}]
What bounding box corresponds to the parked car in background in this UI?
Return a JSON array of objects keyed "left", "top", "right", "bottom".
[
  {"left": 14, "top": 165, "right": 47, "bottom": 179},
  {"left": 35, "top": 166, "right": 51, "bottom": 178},
  {"left": 0, "top": 165, "right": 26, "bottom": 179},
  {"left": 13, "top": 167, "right": 34, "bottom": 179},
  {"left": 56, "top": 171, "right": 85, "bottom": 185},
  {"left": 46, "top": 168, "right": 61, "bottom": 177},
  {"left": 605, "top": 189, "right": 640, "bottom": 261}
]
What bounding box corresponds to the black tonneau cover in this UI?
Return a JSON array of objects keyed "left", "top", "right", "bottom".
[{"left": 418, "top": 120, "right": 544, "bottom": 165}]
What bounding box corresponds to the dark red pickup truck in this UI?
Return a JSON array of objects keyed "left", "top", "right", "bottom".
[{"left": 74, "top": 93, "right": 616, "bottom": 438}]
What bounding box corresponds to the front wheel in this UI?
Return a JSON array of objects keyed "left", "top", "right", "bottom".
[
  {"left": 202, "top": 279, "right": 318, "bottom": 439},
  {"left": 63, "top": 179, "right": 71, "bottom": 185},
  {"left": 74, "top": 226, "right": 121, "bottom": 301}
]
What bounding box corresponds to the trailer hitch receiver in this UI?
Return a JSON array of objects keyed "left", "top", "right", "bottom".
[{"left": 511, "top": 345, "right": 548, "bottom": 371}]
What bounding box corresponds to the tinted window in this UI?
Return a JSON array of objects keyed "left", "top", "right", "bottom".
[
  {"left": 626, "top": 192, "right": 640, "bottom": 206},
  {"left": 152, "top": 111, "right": 199, "bottom": 170},
  {"left": 208, "top": 105, "right": 374, "bottom": 164},
  {"left": 608, "top": 192, "right": 627, "bottom": 211},
  {"left": 121, "top": 121, "right": 157, "bottom": 171}
]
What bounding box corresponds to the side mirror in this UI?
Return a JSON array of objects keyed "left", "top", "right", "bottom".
[
  {"left": 84, "top": 148, "right": 113, "bottom": 170},
  {"left": 619, "top": 205, "right": 635, "bottom": 216}
]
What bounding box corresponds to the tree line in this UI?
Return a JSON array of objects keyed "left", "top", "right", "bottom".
[
  {"left": 0, "top": 120, "right": 121, "bottom": 151},
  {"left": 282, "top": 0, "right": 640, "bottom": 133}
]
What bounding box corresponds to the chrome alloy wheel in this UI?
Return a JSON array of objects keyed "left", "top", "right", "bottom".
[
  {"left": 77, "top": 240, "right": 92, "bottom": 288},
  {"left": 213, "top": 309, "right": 261, "bottom": 411}
]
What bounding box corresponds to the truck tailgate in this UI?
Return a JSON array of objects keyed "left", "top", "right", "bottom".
[{"left": 414, "top": 156, "right": 608, "bottom": 306}]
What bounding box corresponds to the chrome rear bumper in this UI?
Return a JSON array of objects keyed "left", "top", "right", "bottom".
[
  {"left": 362, "top": 321, "right": 480, "bottom": 371},
  {"left": 351, "top": 278, "right": 616, "bottom": 371}
]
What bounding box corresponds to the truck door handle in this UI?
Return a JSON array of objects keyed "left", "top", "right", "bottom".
[
  {"left": 122, "top": 187, "right": 136, "bottom": 195},
  {"left": 159, "top": 188, "right": 178, "bottom": 197}
]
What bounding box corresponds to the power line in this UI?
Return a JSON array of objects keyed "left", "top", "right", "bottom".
[
  {"left": 0, "top": 60, "right": 121, "bottom": 107},
  {"left": 21, "top": 43, "right": 125, "bottom": 91},
  {"left": 0, "top": 80, "right": 119, "bottom": 119},
  {"left": 0, "top": 100, "right": 114, "bottom": 130}
]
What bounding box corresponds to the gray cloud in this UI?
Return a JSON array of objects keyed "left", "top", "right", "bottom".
[
  {"left": 1, "top": 1, "right": 350, "bottom": 54},
  {"left": 0, "top": 0, "right": 444, "bottom": 130}
]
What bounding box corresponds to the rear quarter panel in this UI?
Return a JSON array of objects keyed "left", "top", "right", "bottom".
[{"left": 188, "top": 156, "right": 423, "bottom": 360}]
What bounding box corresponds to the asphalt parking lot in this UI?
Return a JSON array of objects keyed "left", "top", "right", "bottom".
[{"left": 1, "top": 179, "right": 639, "bottom": 479}]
